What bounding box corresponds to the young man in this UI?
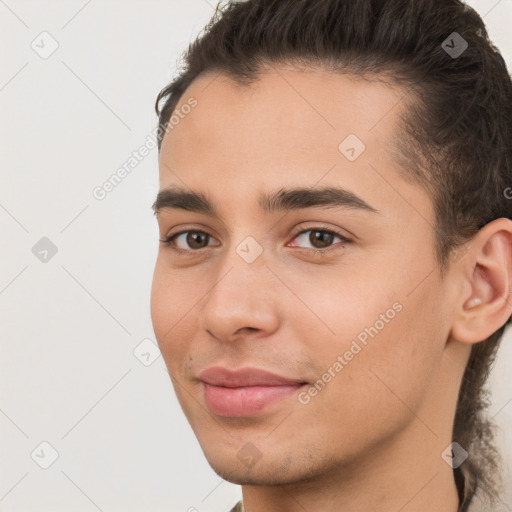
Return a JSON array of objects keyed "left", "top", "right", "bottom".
[{"left": 150, "top": 1, "right": 512, "bottom": 511}]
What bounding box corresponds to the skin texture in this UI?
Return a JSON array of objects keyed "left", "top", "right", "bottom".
[{"left": 151, "top": 66, "right": 512, "bottom": 512}]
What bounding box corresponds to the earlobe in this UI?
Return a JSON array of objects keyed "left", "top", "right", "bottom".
[{"left": 450, "top": 219, "right": 512, "bottom": 345}]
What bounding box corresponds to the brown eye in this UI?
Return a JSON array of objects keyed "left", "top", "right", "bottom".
[
  {"left": 309, "top": 230, "right": 335, "bottom": 249},
  {"left": 185, "top": 231, "right": 210, "bottom": 249},
  {"left": 160, "top": 230, "right": 219, "bottom": 252},
  {"left": 291, "top": 228, "right": 350, "bottom": 251}
]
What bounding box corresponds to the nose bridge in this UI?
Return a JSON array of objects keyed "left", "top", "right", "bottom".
[
  {"left": 216, "top": 218, "right": 271, "bottom": 285},
  {"left": 206, "top": 233, "right": 270, "bottom": 309}
]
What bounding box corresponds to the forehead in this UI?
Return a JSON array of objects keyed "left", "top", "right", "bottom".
[
  {"left": 158, "top": 66, "right": 432, "bottom": 224},
  {"left": 163, "top": 66, "right": 404, "bottom": 146}
]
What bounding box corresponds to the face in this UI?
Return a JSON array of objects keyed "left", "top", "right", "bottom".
[{"left": 151, "top": 67, "right": 458, "bottom": 485}]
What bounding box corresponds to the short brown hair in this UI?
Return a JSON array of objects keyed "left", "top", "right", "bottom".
[{"left": 154, "top": 0, "right": 512, "bottom": 506}]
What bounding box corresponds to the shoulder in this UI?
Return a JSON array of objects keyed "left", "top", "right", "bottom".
[{"left": 228, "top": 500, "right": 244, "bottom": 512}]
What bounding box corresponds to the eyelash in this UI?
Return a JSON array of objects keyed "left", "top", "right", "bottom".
[{"left": 159, "top": 226, "right": 351, "bottom": 257}]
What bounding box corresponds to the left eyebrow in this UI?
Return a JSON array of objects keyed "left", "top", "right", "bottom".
[{"left": 152, "top": 186, "right": 379, "bottom": 217}]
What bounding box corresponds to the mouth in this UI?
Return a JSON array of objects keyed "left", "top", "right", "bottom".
[
  {"left": 202, "top": 382, "right": 308, "bottom": 417},
  {"left": 198, "top": 366, "right": 309, "bottom": 417}
]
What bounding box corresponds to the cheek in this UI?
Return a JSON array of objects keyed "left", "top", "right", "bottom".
[
  {"left": 285, "top": 267, "right": 399, "bottom": 352},
  {"left": 150, "top": 262, "right": 169, "bottom": 340},
  {"left": 291, "top": 268, "right": 443, "bottom": 417},
  {"left": 296, "top": 309, "right": 437, "bottom": 454},
  {"left": 150, "top": 262, "right": 193, "bottom": 359}
]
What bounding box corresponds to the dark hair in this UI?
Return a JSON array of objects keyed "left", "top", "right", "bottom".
[{"left": 154, "top": 0, "right": 512, "bottom": 506}]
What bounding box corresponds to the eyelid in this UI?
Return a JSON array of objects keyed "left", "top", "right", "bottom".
[
  {"left": 289, "top": 222, "right": 352, "bottom": 243},
  {"left": 159, "top": 227, "right": 219, "bottom": 254},
  {"left": 160, "top": 223, "right": 220, "bottom": 243},
  {"left": 286, "top": 225, "right": 351, "bottom": 256}
]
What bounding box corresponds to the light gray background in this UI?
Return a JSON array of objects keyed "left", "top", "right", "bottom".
[{"left": 1, "top": 1, "right": 511, "bottom": 511}]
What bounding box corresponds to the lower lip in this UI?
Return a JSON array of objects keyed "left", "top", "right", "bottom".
[{"left": 203, "top": 382, "right": 305, "bottom": 417}]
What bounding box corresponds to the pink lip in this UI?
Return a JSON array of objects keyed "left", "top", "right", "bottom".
[
  {"left": 198, "top": 366, "right": 306, "bottom": 387},
  {"left": 199, "top": 366, "right": 307, "bottom": 417}
]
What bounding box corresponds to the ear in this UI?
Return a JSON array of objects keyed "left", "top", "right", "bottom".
[{"left": 450, "top": 218, "right": 512, "bottom": 344}]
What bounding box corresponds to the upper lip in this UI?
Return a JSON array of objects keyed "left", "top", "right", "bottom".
[{"left": 199, "top": 366, "right": 306, "bottom": 388}]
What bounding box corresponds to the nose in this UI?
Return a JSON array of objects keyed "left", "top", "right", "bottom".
[{"left": 199, "top": 248, "right": 281, "bottom": 343}]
